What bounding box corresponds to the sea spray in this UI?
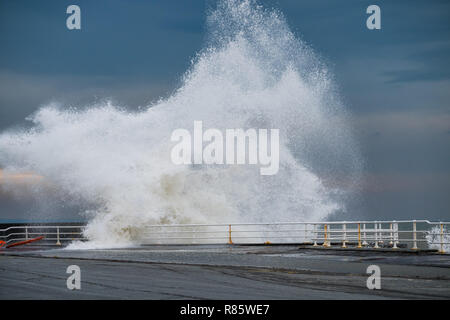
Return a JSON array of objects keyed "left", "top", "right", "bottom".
[
  {"left": 426, "top": 226, "right": 450, "bottom": 252},
  {"left": 0, "top": 0, "right": 362, "bottom": 248}
]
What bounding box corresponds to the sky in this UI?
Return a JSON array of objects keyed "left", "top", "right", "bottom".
[{"left": 0, "top": 0, "right": 449, "bottom": 222}]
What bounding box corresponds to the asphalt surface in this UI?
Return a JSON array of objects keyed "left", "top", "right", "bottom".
[{"left": 1, "top": 244, "right": 449, "bottom": 299}]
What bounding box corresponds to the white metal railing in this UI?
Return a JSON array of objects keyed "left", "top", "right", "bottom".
[
  {"left": 140, "top": 220, "right": 450, "bottom": 253},
  {"left": 1, "top": 220, "right": 449, "bottom": 253},
  {"left": 0, "top": 225, "right": 86, "bottom": 246}
]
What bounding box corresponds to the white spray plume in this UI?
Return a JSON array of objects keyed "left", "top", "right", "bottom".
[{"left": 0, "top": 0, "right": 361, "bottom": 249}]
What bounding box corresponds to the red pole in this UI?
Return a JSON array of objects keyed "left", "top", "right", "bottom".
[{"left": 6, "top": 236, "right": 44, "bottom": 248}]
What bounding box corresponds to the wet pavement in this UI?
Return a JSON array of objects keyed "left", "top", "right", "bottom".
[{"left": 1, "top": 244, "right": 449, "bottom": 299}]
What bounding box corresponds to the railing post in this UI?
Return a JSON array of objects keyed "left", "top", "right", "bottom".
[
  {"left": 393, "top": 221, "right": 398, "bottom": 249},
  {"left": 313, "top": 224, "right": 318, "bottom": 246},
  {"left": 412, "top": 220, "right": 418, "bottom": 250},
  {"left": 328, "top": 224, "right": 332, "bottom": 246},
  {"left": 228, "top": 224, "right": 233, "bottom": 245},
  {"left": 25, "top": 226, "right": 28, "bottom": 240},
  {"left": 389, "top": 223, "right": 393, "bottom": 245},
  {"left": 323, "top": 224, "right": 330, "bottom": 247},
  {"left": 374, "top": 222, "right": 379, "bottom": 248},
  {"left": 362, "top": 223, "right": 368, "bottom": 245},
  {"left": 439, "top": 223, "right": 444, "bottom": 254},
  {"left": 304, "top": 223, "right": 307, "bottom": 243},
  {"left": 342, "top": 223, "right": 347, "bottom": 248},
  {"left": 357, "top": 223, "right": 362, "bottom": 248},
  {"left": 56, "top": 227, "right": 61, "bottom": 246},
  {"left": 379, "top": 223, "right": 383, "bottom": 245}
]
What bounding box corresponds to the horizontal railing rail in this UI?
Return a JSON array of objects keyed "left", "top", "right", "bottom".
[
  {"left": 0, "top": 220, "right": 449, "bottom": 253},
  {"left": 0, "top": 225, "right": 86, "bottom": 246}
]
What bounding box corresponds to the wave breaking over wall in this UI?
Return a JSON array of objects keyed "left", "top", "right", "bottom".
[{"left": 0, "top": 0, "right": 362, "bottom": 248}]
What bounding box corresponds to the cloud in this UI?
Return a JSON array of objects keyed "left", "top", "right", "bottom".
[
  {"left": 0, "top": 168, "right": 44, "bottom": 185},
  {"left": 382, "top": 42, "right": 450, "bottom": 83},
  {"left": 384, "top": 68, "right": 450, "bottom": 83},
  {"left": 0, "top": 71, "right": 174, "bottom": 130},
  {"left": 354, "top": 111, "right": 450, "bottom": 135},
  {"left": 358, "top": 172, "right": 450, "bottom": 193}
]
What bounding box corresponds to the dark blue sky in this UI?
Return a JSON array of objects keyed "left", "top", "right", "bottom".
[{"left": 0, "top": 0, "right": 449, "bottom": 221}]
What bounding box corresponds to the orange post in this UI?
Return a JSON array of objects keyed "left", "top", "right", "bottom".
[{"left": 323, "top": 224, "right": 330, "bottom": 247}]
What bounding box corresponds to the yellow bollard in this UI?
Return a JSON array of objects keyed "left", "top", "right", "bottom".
[
  {"left": 323, "top": 224, "right": 330, "bottom": 247},
  {"left": 228, "top": 224, "right": 233, "bottom": 245},
  {"left": 439, "top": 223, "right": 445, "bottom": 254}
]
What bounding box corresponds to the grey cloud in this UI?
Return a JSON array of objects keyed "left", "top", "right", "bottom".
[{"left": 0, "top": 71, "right": 175, "bottom": 129}]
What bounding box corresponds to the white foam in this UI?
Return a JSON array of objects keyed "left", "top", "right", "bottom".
[
  {"left": 426, "top": 226, "right": 450, "bottom": 252},
  {"left": 0, "top": 0, "right": 361, "bottom": 249}
]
